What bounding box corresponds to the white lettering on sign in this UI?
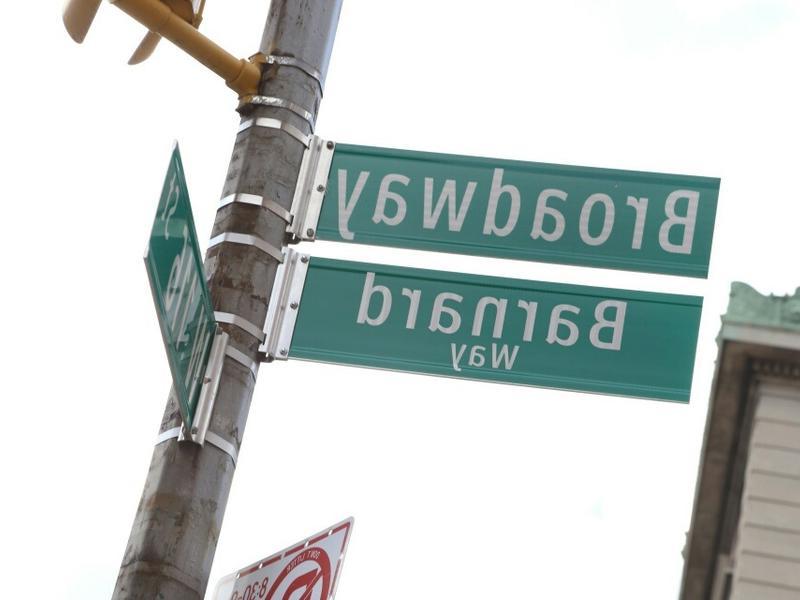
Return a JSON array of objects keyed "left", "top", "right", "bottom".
[
  {"left": 162, "top": 222, "right": 209, "bottom": 387},
  {"left": 450, "top": 343, "right": 520, "bottom": 372},
  {"left": 492, "top": 342, "right": 520, "bottom": 369},
  {"left": 579, "top": 193, "right": 615, "bottom": 246},
  {"left": 355, "top": 273, "right": 628, "bottom": 374},
  {"left": 161, "top": 169, "right": 180, "bottom": 240},
  {"left": 659, "top": 190, "right": 699, "bottom": 254},
  {"left": 483, "top": 168, "right": 521, "bottom": 237},
  {"left": 337, "top": 169, "right": 369, "bottom": 240},
  {"left": 423, "top": 177, "right": 476, "bottom": 231},
  {"left": 164, "top": 227, "right": 189, "bottom": 319},
  {"left": 626, "top": 196, "right": 649, "bottom": 250},
  {"left": 429, "top": 292, "right": 463, "bottom": 334},
  {"left": 590, "top": 300, "right": 627, "bottom": 351},
  {"left": 401, "top": 288, "right": 422, "bottom": 329},
  {"left": 450, "top": 343, "right": 467, "bottom": 371},
  {"left": 164, "top": 224, "right": 203, "bottom": 345},
  {"left": 517, "top": 300, "right": 539, "bottom": 342},
  {"left": 334, "top": 168, "right": 702, "bottom": 257},
  {"left": 531, "top": 189, "right": 567, "bottom": 242},
  {"left": 472, "top": 296, "right": 507, "bottom": 338},
  {"left": 356, "top": 272, "right": 392, "bottom": 326},
  {"left": 547, "top": 304, "right": 581, "bottom": 347},
  {"left": 372, "top": 173, "right": 409, "bottom": 226}
]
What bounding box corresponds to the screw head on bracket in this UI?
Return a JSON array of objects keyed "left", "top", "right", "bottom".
[
  {"left": 316, "top": 184, "right": 325, "bottom": 192},
  {"left": 326, "top": 141, "right": 334, "bottom": 150},
  {"left": 290, "top": 301, "right": 299, "bottom": 310},
  {"left": 300, "top": 255, "right": 309, "bottom": 263},
  {"left": 280, "top": 348, "right": 288, "bottom": 356},
  {"left": 306, "top": 228, "right": 315, "bottom": 238}
]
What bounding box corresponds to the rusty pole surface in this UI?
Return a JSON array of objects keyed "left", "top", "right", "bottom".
[{"left": 112, "top": 1, "right": 343, "bottom": 598}]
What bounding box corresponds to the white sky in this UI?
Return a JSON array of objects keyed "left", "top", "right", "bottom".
[{"left": 3, "top": 1, "right": 800, "bottom": 598}]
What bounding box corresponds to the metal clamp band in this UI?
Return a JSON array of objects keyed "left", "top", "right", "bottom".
[
  {"left": 243, "top": 96, "right": 315, "bottom": 130},
  {"left": 215, "top": 311, "right": 265, "bottom": 342},
  {"left": 238, "top": 117, "right": 310, "bottom": 147},
  {"left": 205, "top": 431, "right": 239, "bottom": 465},
  {"left": 155, "top": 427, "right": 239, "bottom": 466},
  {"left": 208, "top": 232, "right": 284, "bottom": 263},
  {"left": 218, "top": 193, "right": 292, "bottom": 223},
  {"left": 265, "top": 54, "right": 324, "bottom": 95},
  {"left": 225, "top": 345, "right": 259, "bottom": 380},
  {"left": 156, "top": 426, "right": 182, "bottom": 446}
]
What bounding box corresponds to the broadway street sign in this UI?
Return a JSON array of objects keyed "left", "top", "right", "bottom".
[
  {"left": 313, "top": 144, "right": 719, "bottom": 278},
  {"left": 144, "top": 143, "right": 216, "bottom": 430},
  {"left": 280, "top": 255, "right": 702, "bottom": 402}
]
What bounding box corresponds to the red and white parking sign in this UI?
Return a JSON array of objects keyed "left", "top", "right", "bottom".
[{"left": 213, "top": 518, "right": 354, "bottom": 600}]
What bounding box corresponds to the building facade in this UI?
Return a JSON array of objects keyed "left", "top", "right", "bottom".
[{"left": 680, "top": 283, "right": 800, "bottom": 599}]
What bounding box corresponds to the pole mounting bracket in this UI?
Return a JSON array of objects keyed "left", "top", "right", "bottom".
[
  {"left": 260, "top": 249, "right": 310, "bottom": 360},
  {"left": 181, "top": 328, "right": 229, "bottom": 446},
  {"left": 153, "top": 329, "right": 239, "bottom": 462},
  {"left": 287, "top": 135, "right": 335, "bottom": 242}
]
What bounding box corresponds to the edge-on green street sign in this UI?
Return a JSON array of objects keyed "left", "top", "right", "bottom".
[
  {"left": 288, "top": 257, "right": 702, "bottom": 402},
  {"left": 144, "top": 144, "right": 216, "bottom": 429},
  {"left": 315, "top": 144, "right": 719, "bottom": 278}
]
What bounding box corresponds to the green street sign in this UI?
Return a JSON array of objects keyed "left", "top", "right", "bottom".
[
  {"left": 144, "top": 144, "right": 216, "bottom": 429},
  {"left": 315, "top": 144, "right": 719, "bottom": 278},
  {"left": 288, "top": 257, "right": 702, "bottom": 402}
]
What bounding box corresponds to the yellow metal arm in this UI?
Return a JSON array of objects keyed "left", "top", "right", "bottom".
[{"left": 109, "top": 0, "right": 261, "bottom": 96}]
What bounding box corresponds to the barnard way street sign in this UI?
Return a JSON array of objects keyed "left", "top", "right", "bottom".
[
  {"left": 283, "top": 257, "right": 702, "bottom": 402},
  {"left": 144, "top": 144, "right": 216, "bottom": 430},
  {"left": 212, "top": 518, "right": 354, "bottom": 600},
  {"left": 313, "top": 144, "right": 720, "bottom": 278}
]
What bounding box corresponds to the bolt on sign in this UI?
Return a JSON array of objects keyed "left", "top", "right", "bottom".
[
  {"left": 213, "top": 518, "right": 354, "bottom": 600},
  {"left": 284, "top": 257, "right": 702, "bottom": 402},
  {"left": 144, "top": 143, "right": 216, "bottom": 430},
  {"left": 313, "top": 144, "right": 719, "bottom": 278}
]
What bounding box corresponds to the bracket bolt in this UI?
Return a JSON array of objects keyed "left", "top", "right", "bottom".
[
  {"left": 326, "top": 141, "right": 334, "bottom": 149},
  {"left": 290, "top": 301, "right": 299, "bottom": 310},
  {"left": 306, "top": 228, "right": 315, "bottom": 238},
  {"left": 317, "top": 184, "right": 325, "bottom": 192},
  {"left": 280, "top": 348, "right": 288, "bottom": 356},
  {"left": 300, "top": 255, "right": 309, "bottom": 263}
]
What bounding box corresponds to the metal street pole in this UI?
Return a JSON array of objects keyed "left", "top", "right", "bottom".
[{"left": 112, "top": 1, "right": 343, "bottom": 598}]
